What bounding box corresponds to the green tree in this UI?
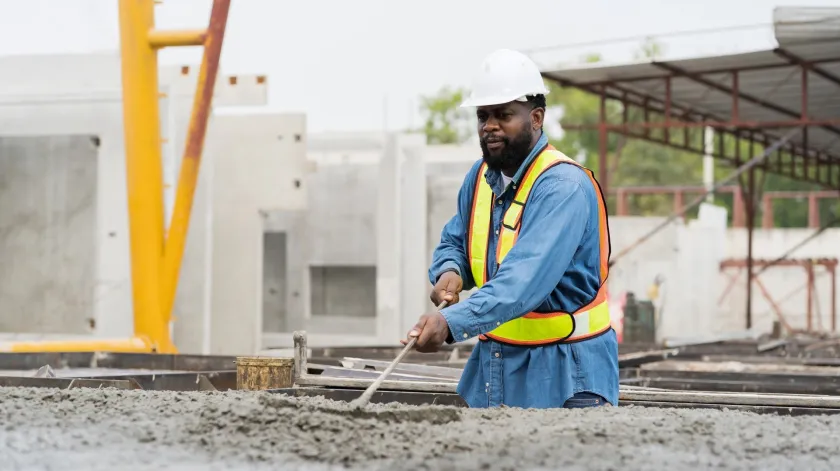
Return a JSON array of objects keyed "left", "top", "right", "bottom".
[{"left": 417, "top": 86, "right": 473, "bottom": 145}]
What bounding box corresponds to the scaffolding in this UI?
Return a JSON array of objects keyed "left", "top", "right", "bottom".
[
  {"left": 6, "top": 0, "right": 230, "bottom": 353},
  {"left": 541, "top": 14, "right": 840, "bottom": 330}
]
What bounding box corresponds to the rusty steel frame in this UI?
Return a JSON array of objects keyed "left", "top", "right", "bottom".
[
  {"left": 761, "top": 190, "right": 840, "bottom": 228},
  {"left": 720, "top": 258, "right": 838, "bottom": 333},
  {"left": 547, "top": 48, "right": 840, "bottom": 192},
  {"left": 547, "top": 46, "right": 840, "bottom": 330},
  {"left": 609, "top": 185, "right": 746, "bottom": 226},
  {"left": 611, "top": 186, "right": 839, "bottom": 228}
]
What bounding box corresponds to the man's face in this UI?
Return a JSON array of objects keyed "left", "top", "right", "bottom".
[{"left": 476, "top": 101, "right": 543, "bottom": 173}]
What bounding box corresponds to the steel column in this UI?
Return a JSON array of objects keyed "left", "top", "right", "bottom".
[
  {"left": 599, "top": 86, "right": 609, "bottom": 193},
  {"left": 160, "top": 0, "right": 231, "bottom": 326},
  {"left": 118, "top": 0, "right": 168, "bottom": 351}
]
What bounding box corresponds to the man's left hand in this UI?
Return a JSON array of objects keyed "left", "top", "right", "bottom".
[{"left": 401, "top": 312, "right": 451, "bottom": 353}]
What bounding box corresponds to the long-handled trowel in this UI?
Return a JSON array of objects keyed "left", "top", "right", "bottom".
[{"left": 350, "top": 300, "right": 449, "bottom": 409}]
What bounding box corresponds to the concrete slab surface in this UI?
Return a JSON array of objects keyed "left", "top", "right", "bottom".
[{"left": 1, "top": 387, "right": 839, "bottom": 471}]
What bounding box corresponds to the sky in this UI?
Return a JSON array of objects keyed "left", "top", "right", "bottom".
[{"left": 1, "top": 0, "right": 838, "bottom": 133}]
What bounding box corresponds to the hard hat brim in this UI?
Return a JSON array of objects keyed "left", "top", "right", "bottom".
[{"left": 459, "top": 90, "right": 550, "bottom": 108}]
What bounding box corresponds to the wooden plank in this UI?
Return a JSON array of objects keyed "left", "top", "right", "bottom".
[
  {"left": 294, "top": 374, "right": 458, "bottom": 393},
  {"left": 340, "top": 357, "right": 463, "bottom": 380},
  {"left": 623, "top": 400, "right": 840, "bottom": 416},
  {"left": 620, "top": 389, "right": 840, "bottom": 408},
  {"left": 318, "top": 366, "right": 457, "bottom": 383},
  {"left": 617, "top": 349, "right": 680, "bottom": 368},
  {"left": 0, "top": 376, "right": 136, "bottom": 390}
]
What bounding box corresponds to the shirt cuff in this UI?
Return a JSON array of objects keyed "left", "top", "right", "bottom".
[
  {"left": 435, "top": 261, "right": 461, "bottom": 282},
  {"left": 440, "top": 303, "right": 477, "bottom": 343}
]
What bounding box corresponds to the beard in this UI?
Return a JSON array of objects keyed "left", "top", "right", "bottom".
[{"left": 480, "top": 127, "right": 535, "bottom": 172}]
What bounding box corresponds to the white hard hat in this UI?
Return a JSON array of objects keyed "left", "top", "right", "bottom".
[{"left": 460, "top": 48, "right": 550, "bottom": 108}]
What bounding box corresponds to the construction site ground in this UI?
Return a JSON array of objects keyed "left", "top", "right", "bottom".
[{"left": 3, "top": 386, "right": 839, "bottom": 471}]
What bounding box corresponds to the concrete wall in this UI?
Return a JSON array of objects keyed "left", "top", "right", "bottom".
[
  {"left": 260, "top": 131, "right": 432, "bottom": 348},
  {"left": 205, "top": 113, "right": 308, "bottom": 355},
  {"left": 0, "top": 53, "right": 270, "bottom": 354},
  {"left": 0, "top": 136, "right": 97, "bottom": 334}
]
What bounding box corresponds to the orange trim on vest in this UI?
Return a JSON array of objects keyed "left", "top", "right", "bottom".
[{"left": 469, "top": 144, "right": 613, "bottom": 346}]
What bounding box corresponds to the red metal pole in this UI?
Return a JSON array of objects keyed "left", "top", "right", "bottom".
[
  {"left": 802, "top": 66, "right": 809, "bottom": 177},
  {"left": 806, "top": 261, "right": 814, "bottom": 331},
  {"left": 599, "top": 86, "right": 609, "bottom": 194},
  {"left": 673, "top": 191, "right": 684, "bottom": 218},
  {"left": 732, "top": 190, "right": 745, "bottom": 227},
  {"left": 617, "top": 189, "right": 628, "bottom": 215},
  {"left": 762, "top": 194, "right": 774, "bottom": 228},
  {"left": 801, "top": 65, "right": 809, "bottom": 120},
  {"left": 732, "top": 71, "right": 739, "bottom": 124},
  {"left": 746, "top": 166, "right": 755, "bottom": 329},
  {"left": 808, "top": 193, "right": 820, "bottom": 228},
  {"left": 664, "top": 76, "right": 672, "bottom": 143},
  {"left": 831, "top": 263, "right": 837, "bottom": 332}
]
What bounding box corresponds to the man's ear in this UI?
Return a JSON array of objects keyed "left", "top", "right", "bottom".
[{"left": 531, "top": 108, "right": 545, "bottom": 131}]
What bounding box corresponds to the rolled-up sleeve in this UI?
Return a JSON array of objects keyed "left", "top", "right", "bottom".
[{"left": 441, "top": 168, "right": 592, "bottom": 342}]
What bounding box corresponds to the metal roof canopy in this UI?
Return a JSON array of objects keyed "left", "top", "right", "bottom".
[{"left": 542, "top": 38, "right": 840, "bottom": 192}]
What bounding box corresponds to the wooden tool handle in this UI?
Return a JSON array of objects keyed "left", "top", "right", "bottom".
[{"left": 350, "top": 300, "right": 449, "bottom": 408}]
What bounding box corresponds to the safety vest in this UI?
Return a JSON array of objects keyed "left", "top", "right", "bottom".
[{"left": 468, "top": 145, "right": 612, "bottom": 346}]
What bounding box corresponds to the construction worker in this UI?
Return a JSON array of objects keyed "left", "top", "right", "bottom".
[{"left": 402, "top": 48, "right": 619, "bottom": 409}]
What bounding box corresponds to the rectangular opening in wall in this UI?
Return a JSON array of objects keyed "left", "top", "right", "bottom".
[
  {"left": 310, "top": 265, "right": 376, "bottom": 318},
  {"left": 0, "top": 135, "right": 98, "bottom": 334},
  {"left": 262, "top": 231, "right": 288, "bottom": 332}
]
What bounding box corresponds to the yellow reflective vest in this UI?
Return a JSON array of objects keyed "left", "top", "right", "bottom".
[{"left": 468, "top": 145, "right": 612, "bottom": 346}]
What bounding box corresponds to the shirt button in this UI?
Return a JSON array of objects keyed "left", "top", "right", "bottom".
[
  {"left": 495, "top": 229, "right": 499, "bottom": 236},
  {"left": 496, "top": 200, "right": 503, "bottom": 205},
  {"left": 495, "top": 352, "right": 500, "bottom": 358},
  {"left": 463, "top": 333, "right": 468, "bottom": 339},
  {"left": 486, "top": 382, "right": 490, "bottom": 387},
  {"left": 496, "top": 322, "right": 501, "bottom": 326}
]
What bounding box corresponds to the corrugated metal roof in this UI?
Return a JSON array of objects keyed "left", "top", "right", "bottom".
[
  {"left": 542, "top": 39, "right": 840, "bottom": 166},
  {"left": 774, "top": 7, "right": 840, "bottom": 46}
]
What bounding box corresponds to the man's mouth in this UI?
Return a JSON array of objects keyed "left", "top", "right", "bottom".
[{"left": 485, "top": 138, "right": 505, "bottom": 151}]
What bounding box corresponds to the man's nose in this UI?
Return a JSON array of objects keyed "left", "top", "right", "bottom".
[{"left": 482, "top": 117, "right": 501, "bottom": 133}]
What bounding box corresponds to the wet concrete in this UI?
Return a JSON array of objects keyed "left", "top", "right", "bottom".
[{"left": 2, "top": 387, "right": 840, "bottom": 471}]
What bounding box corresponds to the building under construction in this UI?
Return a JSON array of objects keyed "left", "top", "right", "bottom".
[{"left": 0, "top": 3, "right": 839, "bottom": 470}]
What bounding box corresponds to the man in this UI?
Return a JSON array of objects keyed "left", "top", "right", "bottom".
[{"left": 402, "top": 48, "right": 619, "bottom": 409}]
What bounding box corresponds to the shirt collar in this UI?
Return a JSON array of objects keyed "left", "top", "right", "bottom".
[{"left": 483, "top": 131, "right": 549, "bottom": 196}]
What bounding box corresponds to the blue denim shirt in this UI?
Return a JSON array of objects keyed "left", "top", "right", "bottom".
[{"left": 429, "top": 132, "right": 619, "bottom": 408}]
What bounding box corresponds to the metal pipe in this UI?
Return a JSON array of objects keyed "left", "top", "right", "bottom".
[
  {"left": 118, "top": 0, "right": 169, "bottom": 352},
  {"left": 547, "top": 55, "right": 840, "bottom": 87},
  {"left": 664, "top": 76, "right": 671, "bottom": 142},
  {"left": 160, "top": 0, "right": 231, "bottom": 326},
  {"left": 560, "top": 117, "right": 840, "bottom": 130},
  {"left": 746, "top": 166, "right": 755, "bottom": 329},
  {"left": 148, "top": 29, "right": 207, "bottom": 48},
  {"left": 831, "top": 264, "right": 837, "bottom": 332},
  {"left": 732, "top": 71, "right": 739, "bottom": 124},
  {"left": 806, "top": 261, "right": 814, "bottom": 331},
  {"left": 598, "top": 86, "right": 608, "bottom": 193},
  {"left": 0, "top": 337, "right": 153, "bottom": 353}
]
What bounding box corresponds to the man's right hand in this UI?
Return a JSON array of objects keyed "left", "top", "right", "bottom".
[{"left": 431, "top": 271, "right": 463, "bottom": 306}]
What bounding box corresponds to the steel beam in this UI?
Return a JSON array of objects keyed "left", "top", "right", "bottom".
[{"left": 652, "top": 61, "right": 840, "bottom": 140}]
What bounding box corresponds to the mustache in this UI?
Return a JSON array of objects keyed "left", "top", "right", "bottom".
[{"left": 481, "top": 135, "right": 508, "bottom": 145}]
